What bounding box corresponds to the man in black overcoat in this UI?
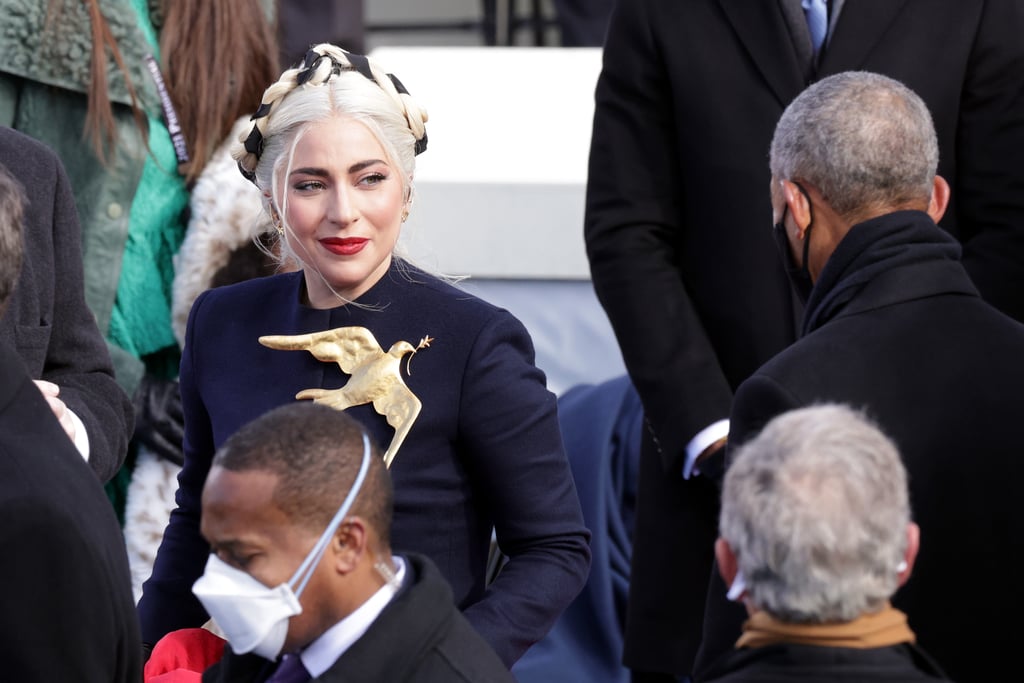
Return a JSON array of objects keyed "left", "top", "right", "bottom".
[
  {"left": 0, "top": 162, "right": 142, "bottom": 681},
  {"left": 584, "top": 2, "right": 1024, "bottom": 679},
  {"left": 702, "top": 70, "right": 1024, "bottom": 683}
]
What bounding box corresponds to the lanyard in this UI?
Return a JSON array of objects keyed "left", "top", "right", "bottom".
[{"left": 143, "top": 54, "right": 189, "bottom": 166}]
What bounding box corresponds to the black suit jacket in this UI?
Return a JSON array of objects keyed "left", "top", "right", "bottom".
[
  {"left": 204, "top": 554, "right": 515, "bottom": 683},
  {"left": 584, "top": 0, "right": 1024, "bottom": 673},
  {"left": 0, "top": 126, "right": 133, "bottom": 482},
  {"left": 705, "top": 211, "right": 1024, "bottom": 683},
  {"left": 0, "top": 341, "right": 141, "bottom": 681}
]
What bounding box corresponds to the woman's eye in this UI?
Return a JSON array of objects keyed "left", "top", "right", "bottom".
[
  {"left": 360, "top": 172, "right": 387, "bottom": 186},
  {"left": 294, "top": 180, "right": 325, "bottom": 192}
]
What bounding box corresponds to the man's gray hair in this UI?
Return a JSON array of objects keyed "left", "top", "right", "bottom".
[
  {"left": 720, "top": 404, "right": 910, "bottom": 623},
  {"left": 769, "top": 71, "right": 938, "bottom": 218}
]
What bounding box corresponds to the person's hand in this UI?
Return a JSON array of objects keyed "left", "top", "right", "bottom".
[
  {"left": 133, "top": 375, "right": 185, "bottom": 465},
  {"left": 694, "top": 435, "right": 728, "bottom": 484},
  {"left": 33, "top": 380, "right": 77, "bottom": 443}
]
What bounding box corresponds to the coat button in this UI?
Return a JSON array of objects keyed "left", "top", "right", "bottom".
[{"left": 107, "top": 202, "right": 124, "bottom": 219}]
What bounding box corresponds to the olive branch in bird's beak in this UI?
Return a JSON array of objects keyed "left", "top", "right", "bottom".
[{"left": 406, "top": 335, "right": 434, "bottom": 376}]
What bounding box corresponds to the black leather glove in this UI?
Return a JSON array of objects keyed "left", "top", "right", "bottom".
[{"left": 132, "top": 374, "right": 185, "bottom": 466}]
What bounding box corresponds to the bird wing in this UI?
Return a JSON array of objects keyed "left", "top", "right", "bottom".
[
  {"left": 302, "top": 388, "right": 358, "bottom": 412},
  {"left": 259, "top": 326, "right": 382, "bottom": 374},
  {"left": 373, "top": 384, "right": 422, "bottom": 468}
]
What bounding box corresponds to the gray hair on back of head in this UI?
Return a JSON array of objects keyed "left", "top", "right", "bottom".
[
  {"left": 769, "top": 71, "right": 938, "bottom": 219},
  {"left": 720, "top": 403, "right": 910, "bottom": 623}
]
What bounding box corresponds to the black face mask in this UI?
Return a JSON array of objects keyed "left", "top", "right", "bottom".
[{"left": 772, "top": 183, "right": 814, "bottom": 302}]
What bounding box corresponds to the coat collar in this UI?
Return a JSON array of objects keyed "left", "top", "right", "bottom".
[
  {"left": 203, "top": 554, "right": 455, "bottom": 683},
  {"left": 801, "top": 211, "right": 977, "bottom": 335},
  {"left": 315, "top": 554, "right": 454, "bottom": 682}
]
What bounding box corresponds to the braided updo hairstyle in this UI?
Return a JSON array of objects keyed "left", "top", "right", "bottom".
[{"left": 232, "top": 44, "right": 428, "bottom": 235}]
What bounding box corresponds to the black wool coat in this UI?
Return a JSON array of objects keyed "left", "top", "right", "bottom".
[
  {"left": 204, "top": 553, "right": 516, "bottom": 683},
  {"left": 704, "top": 211, "right": 1024, "bottom": 683},
  {"left": 585, "top": 0, "right": 1024, "bottom": 674},
  {"left": 0, "top": 342, "right": 141, "bottom": 681}
]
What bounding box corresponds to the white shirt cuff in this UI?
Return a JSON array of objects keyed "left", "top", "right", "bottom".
[
  {"left": 682, "top": 419, "right": 729, "bottom": 479},
  {"left": 67, "top": 409, "right": 91, "bottom": 462}
]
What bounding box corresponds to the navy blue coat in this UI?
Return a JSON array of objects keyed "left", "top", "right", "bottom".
[{"left": 138, "top": 263, "right": 591, "bottom": 666}]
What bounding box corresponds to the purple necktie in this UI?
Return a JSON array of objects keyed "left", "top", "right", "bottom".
[{"left": 266, "top": 653, "right": 311, "bottom": 683}]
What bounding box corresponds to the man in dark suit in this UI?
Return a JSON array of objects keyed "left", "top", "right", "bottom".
[
  {"left": 197, "top": 403, "right": 515, "bottom": 683},
  {"left": 703, "top": 70, "right": 1024, "bottom": 683},
  {"left": 0, "top": 163, "right": 142, "bottom": 681},
  {"left": 584, "top": 2, "right": 1024, "bottom": 679},
  {"left": 0, "top": 126, "right": 133, "bottom": 482}
]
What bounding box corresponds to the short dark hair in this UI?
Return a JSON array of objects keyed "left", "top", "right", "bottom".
[
  {"left": 770, "top": 71, "right": 937, "bottom": 220},
  {"left": 213, "top": 403, "right": 393, "bottom": 547},
  {"left": 0, "top": 163, "right": 25, "bottom": 313}
]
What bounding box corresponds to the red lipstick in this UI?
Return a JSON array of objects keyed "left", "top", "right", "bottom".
[{"left": 320, "top": 237, "right": 368, "bottom": 255}]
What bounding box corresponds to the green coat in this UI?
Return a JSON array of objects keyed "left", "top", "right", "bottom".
[
  {"left": 0, "top": 0, "right": 168, "bottom": 392},
  {"left": 0, "top": 0, "right": 272, "bottom": 393}
]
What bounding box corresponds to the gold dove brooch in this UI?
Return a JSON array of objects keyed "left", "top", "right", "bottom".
[{"left": 258, "top": 326, "right": 433, "bottom": 468}]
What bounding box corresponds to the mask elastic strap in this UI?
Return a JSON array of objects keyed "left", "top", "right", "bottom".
[
  {"left": 792, "top": 181, "right": 815, "bottom": 271},
  {"left": 289, "top": 433, "right": 372, "bottom": 597}
]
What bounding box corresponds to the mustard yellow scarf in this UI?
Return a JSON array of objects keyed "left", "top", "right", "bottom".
[{"left": 737, "top": 604, "right": 916, "bottom": 650}]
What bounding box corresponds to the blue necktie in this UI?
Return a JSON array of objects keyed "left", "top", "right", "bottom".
[
  {"left": 802, "top": 0, "right": 829, "bottom": 55},
  {"left": 266, "top": 653, "right": 311, "bottom": 683}
]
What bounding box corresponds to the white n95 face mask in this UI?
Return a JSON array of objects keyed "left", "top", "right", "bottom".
[
  {"left": 192, "top": 556, "right": 301, "bottom": 659},
  {"left": 193, "top": 433, "right": 373, "bottom": 660}
]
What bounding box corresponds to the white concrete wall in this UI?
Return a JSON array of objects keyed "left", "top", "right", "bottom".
[
  {"left": 373, "top": 46, "right": 601, "bottom": 279},
  {"left": 364, "top": 31, "right": 625, "bottom": 391}
]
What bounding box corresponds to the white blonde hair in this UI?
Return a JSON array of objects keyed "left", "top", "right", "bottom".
[{"left": 230, "top": 45, "right": 429, "bottom": 301}]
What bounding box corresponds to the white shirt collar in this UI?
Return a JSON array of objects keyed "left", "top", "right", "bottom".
[{"left": 298, "top": 555, "right": 406, "bottom": 678}]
